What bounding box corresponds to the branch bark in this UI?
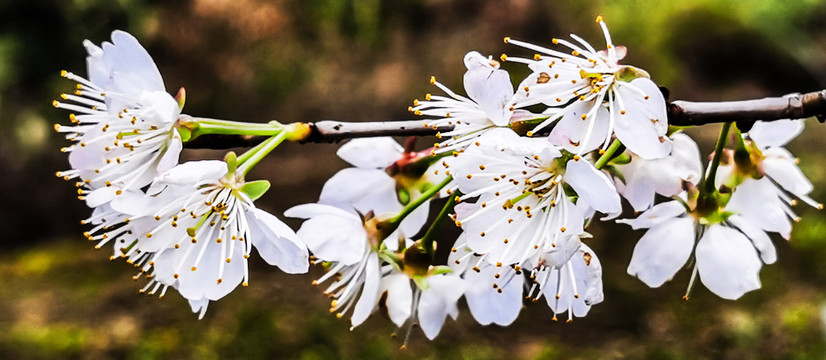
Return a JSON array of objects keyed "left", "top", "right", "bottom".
[{"left": 184, "top": 90, "right": 826, "bottom": 149}]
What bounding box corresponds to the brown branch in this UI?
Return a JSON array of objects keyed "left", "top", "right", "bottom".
[
  {"left": 184, "top": 90, "right": 826, "bottom": 149},
  {"left": 669, "top": 90, "right": 826, "bottom": 126}
]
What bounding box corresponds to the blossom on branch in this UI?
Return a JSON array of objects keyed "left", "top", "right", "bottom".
[
  {"left": 448, "top": 129, "right": 620, "bottom": 268},
  {"left": 504, "top": 16, "right": 670, "bottom": 159},
  {"left": 84, "top": 160, "right": 308, "bottom": 318},
  {"left": 54, "top": 30, "right": 184, "bottom": 206}
]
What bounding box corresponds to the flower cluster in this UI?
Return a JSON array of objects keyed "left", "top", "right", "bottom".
[
  {"left": 55, "top": 31, "right": 308, "bottom": 317},
  {"left": 52, "top": 19, "right": 821, "bottom": 343}
]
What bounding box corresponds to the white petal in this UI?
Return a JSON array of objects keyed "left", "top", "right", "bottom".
[
  {"left": 695, "top": 224, "right": 762, "bottom": 300},
  {"left": 564, "top": 158, "right": 621, "bottom": 214},
  {"left": 380, "top": 274, "right": 413, "bottom": 327},
  {"left": 418, "top": 275, "right": 466, "bottom": 340},
  {"left": 617, "top": 200, "right": 687, "bottom": 229},
  {"left": 549, "top": 100, "right": 609, "bottom": 154},
  {"left": 627, "top": 217, "right": 695, "bottom": 287},
  {"left": 726, "top": 178, "right": 791, "bottom": 239},
  {"left": 336, "top": 137, "right": 403, "bottom": 168},
  {"left": 762, "top": 148, "right": 814, "bottom": 198},
  {"left": 747, "top": 119, "right": 804, "bottom": 148},
  {"left": 157, "top": 160, "right": 227, "bottom": 186},
  {"left": 319, "top": 168, "right": 401, "bottom": 218},
  {"left": 284, "top": 203, "right": 358, "bottom": 220},
  {"left": 292, "top": 211, "right": 367, "bottom": 265},
  {"left": 463, "top": 54, "right": 514, "bottom": 126},
  {"left": 350, "top": 254, "right": 381, "bottom": 327},
  {"left": 103, "top": 30, "right": 165, "bottom": 97},
  {"left": 156, "top": 132, "right": 182, "bottom": 174},
  {"left": 465, "top": 267, "right": 522, "bottom": 326},
  {"left": 727, "top": 215, "right": 776, "bottom": 264},
  {"left": 614, "top": 78, "right": 670, "bottom": 159},
  {"left": 248, "top": 208, "right": 309, "bottom": 274},
  {"left": 85, "top": 186, "right": 119, "bottom": 208}
]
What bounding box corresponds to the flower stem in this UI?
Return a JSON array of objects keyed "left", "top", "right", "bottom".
[
  {"left": 704, "top": 122, "right": 732, "bottom": 193},
  {"left": 189, "top": 117, "right": 285, "bottom": 137},
  {"left": 419, "top": 189, "right": 461, "bottom": 257},
  {"left": 237, "top": 132, "right": 288, "bottom": 177},
  {"left": 594, "top": 138, "right": 623, "bottom": 169},
  {"left": 388, "top": 176, "right": 453, "bottom": 227}
]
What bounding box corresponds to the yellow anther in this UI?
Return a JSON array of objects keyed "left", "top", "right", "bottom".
[
  {"left": 60, "top": 70, "right": 68, "bottom": 77},
  {"left": 500, "top": 53, "right": 508, "bottom": 62},
  {"left": 503, "top": 36, "right": 511, "bottom": 43},
  {"left": 52, "top": 100, "right": 59, "bottom": 107},
  {"left": 534, "top": 54, "right": 542, "bottom": 60},
  {"left": 596, "top": 15, "right": 604, "bottom": 23},
  {"left": 430, "top": 76, "right": 436, "bottom": 84},
  {"left": 425, "top": 93, "right": 432, "bottom": 101},
  {"left": 552, "top": 38, "right": 558, "bottom": 44}
]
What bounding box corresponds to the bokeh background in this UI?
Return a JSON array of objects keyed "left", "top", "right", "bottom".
[{"left": 2, "top": 0, "right": 826, "bottom": 358}]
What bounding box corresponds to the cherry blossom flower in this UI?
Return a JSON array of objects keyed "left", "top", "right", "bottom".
[
  {"left": 54, "top": 30, "right": 183, "bottom": 206},
  {"left": 448, "top": 129, "right": 620, "bottom": 268},
  {"left": 320, "top": 137, "right": 435, "bottom": 238},
  {"left": 620, "top": 193, "right": 777, "bottom": 300},
  {"left": 84, "top": 160, "right": 308, "bottom": 317},
  {"left": 524, "top": 235, "right": 604, "bottom": 321},
  {"left": 285, "top": 202, "right": 416, "bottom": 328},
  {"left": 381, "top": 272, "right": 466, "bottom": 340},
  {"left": 411, "top": 51, "right": 536, "bottom": 153},
  {"left": 615, "top": 132, "right": 703, "bottom": 211},
  {"left": 504, "top": 16, "right": 670, "bottom": 159},
  {"left": 716, "top": 119, "right": 822, "bottom": 229}
]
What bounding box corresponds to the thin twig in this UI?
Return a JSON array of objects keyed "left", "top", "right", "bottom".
[{"left": 184, "top": 90, "right": 826, "bottom": 148}]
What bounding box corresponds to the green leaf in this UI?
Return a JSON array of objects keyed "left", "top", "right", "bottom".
[{"left": 240, "top": 180, "right": 270, "bottom": 201}]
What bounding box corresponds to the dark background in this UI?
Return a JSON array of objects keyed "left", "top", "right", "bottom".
[{"left": 1, "top": 0, "right": 826, "bottom": 358}]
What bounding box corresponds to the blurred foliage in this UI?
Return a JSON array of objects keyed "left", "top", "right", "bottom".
[{"left": 2, "top": 0, "right": 826, "bottom": 358}]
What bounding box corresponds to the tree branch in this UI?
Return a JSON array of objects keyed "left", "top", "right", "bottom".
[{"left": 184, "top": 90, "right": 826, "bottom": 149}]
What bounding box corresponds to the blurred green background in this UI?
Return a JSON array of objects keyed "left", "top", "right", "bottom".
[{"left": 2, "top": 0, "right": 826, "bottom": 358}]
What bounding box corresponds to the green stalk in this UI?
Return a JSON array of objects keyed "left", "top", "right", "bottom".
[
  {"left": 704, "top": 122, "right": 732, "bottom": 193},
  {"left": 237, "top": 132, "right": 288, "bottom": 177},
  {"left": 419, "top": 189, "right": 461, "bottom": 257},
  {"left": 194, "top": 118, "right": 284, "bottom": 137},
  {"left": 387, "top": 176, "right": 453, "bottom": 226},
  {"left": 594, "top": 138, "right": 623, "bottom": 169}
]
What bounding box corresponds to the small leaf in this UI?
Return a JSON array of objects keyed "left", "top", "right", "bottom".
[{"left": 240, "top": 180, "right": 270, "bottom": 201}]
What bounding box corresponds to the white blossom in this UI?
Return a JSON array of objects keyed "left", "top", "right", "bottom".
[
  {"left": 54, "top": 30, "right": 183, "bottom": 206},
  {"left": 615, "top": 132, "right": 703, "bottom": 211},
  {"left": 505, "top": 16, "right": 670, "bottom": 159},
  {"left": 83, "top": 160, "right": 308, "bottom": 318},
  {"left": 620, "top": 195, "right": 776, "bottom": 300},
  {"left": 448, "top": 129, "right": 619, "bottom": 268}
]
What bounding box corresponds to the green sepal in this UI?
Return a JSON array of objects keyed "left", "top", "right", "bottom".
[
  {"left": 428, "top": 265, "right": 453, "bottom": 276},
  {"left": 176, "top": 126, "right": 193, "bottom": 142},
  {"left": 412, "top": 275, "right": 430, "bottom": 290},
  {"left": 398, "top": 187, "right": 411, "bottom": 205},
  {"left": 240, "top": 180, "right": 271, "bottom": 201},
  {"left": 379, "top": 251, "right": 404, "bottom": 272}
]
